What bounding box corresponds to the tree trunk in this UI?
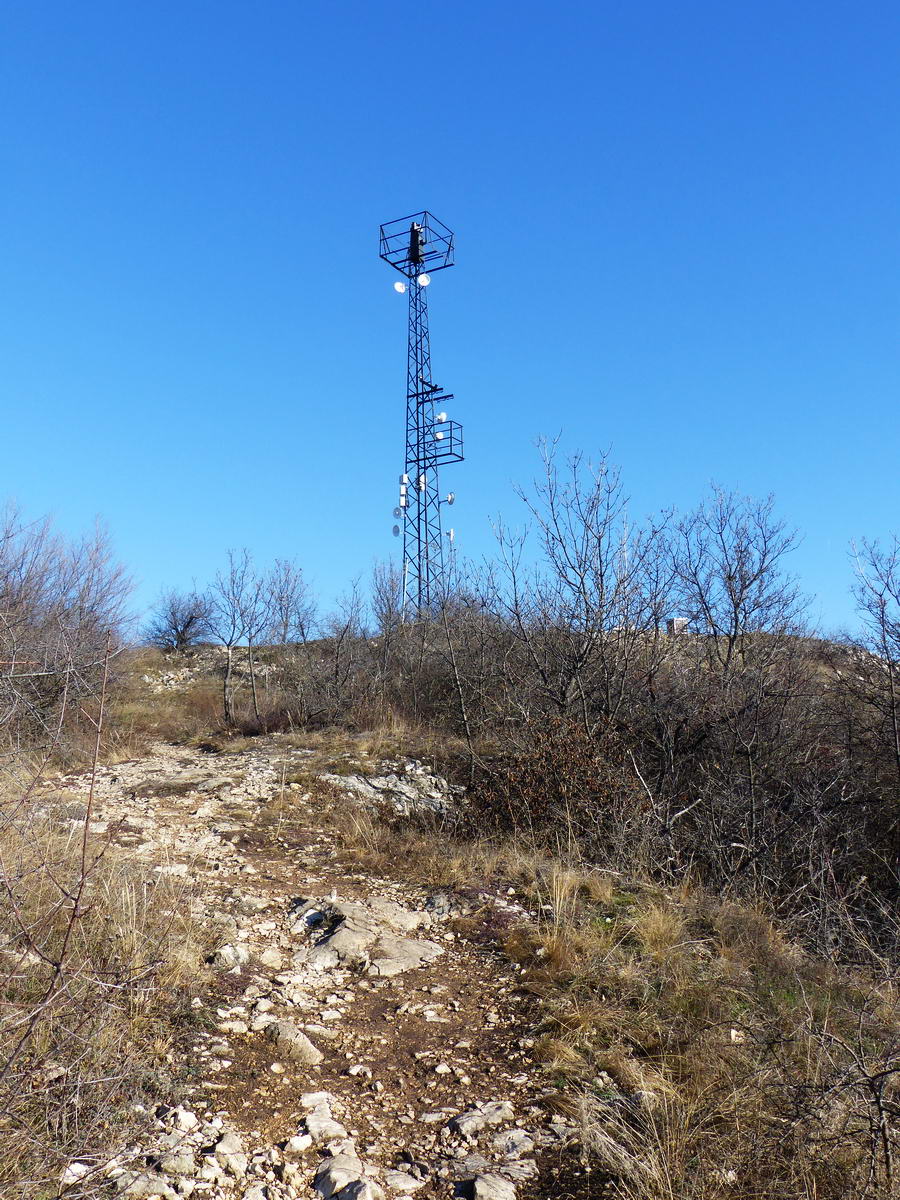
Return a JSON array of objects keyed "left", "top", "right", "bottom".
[
  {"left": 223, "top": 645, "right": 234, "bottom": 725},
  {"left": 247, "top": 642, "right": 261, "bottom": 720}
]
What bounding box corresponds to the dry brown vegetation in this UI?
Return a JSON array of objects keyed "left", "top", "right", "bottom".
[
  {"left": 0, "top": 771, "right": 211, "bottom": 1199},
  {"left": 327, "top": 806, "right": 900, "bottom": 1199}
]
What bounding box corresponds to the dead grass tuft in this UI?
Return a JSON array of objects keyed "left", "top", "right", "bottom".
[{"left": 630, "top": 902, "right": 689, "bottom": 958}]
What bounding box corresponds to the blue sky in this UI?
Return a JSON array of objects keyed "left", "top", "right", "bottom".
[{"left": 0, "top": 1, "right": 897, "bottom": 632}]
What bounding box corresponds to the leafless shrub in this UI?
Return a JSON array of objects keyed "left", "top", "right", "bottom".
[
  {"left": 144, "top": 587, "right": 213, "bottom": 652},
  {"left": 0, "top": 505, "right": 130, "bottom": 756},
  {"left": 266, "top": 558, "right": 316, "bottom": 646}
]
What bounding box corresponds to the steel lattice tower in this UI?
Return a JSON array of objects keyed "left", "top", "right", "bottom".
[{"left": 380, "top": 212, "right": 463, "bottom": 615}]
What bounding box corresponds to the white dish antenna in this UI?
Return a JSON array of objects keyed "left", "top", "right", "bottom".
[
  {"left": 417, "top": 273, "right": 431, "bottom": 287},
  {"left": 434, "top": 431, "right": 445, "bottom": 441},
  {"left": 393, "top": 506, "right": 402, "bottom": 518},
  {"left": 446, "top": 492, "right": 455, "bottom": 505},
  {"left": 393, "top": 281, "right": 407, "bottom": 294},
  {"left": 436, "top": 411, "right": 447, "bottom": 422}
]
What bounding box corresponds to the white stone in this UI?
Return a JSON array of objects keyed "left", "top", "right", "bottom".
[
  {"left": 60, "top": 1162, "right": 91, "bottom": 1189},
  {"left": 492, "top": 1129, "right": 534, "bottom": 1158},
  {"left": 384, "top": 1170, "right": 425, "bottom": 1192},
  {"left": 120, "top": 1174, "right": 180, "bottom": 1199},
  {"left": 214, "top": 1131, "right": 248, "bottom": 1177},
  {"left": 472, "top": 1174, "right": 517, "bottom": 1200},
  {"left": 266, "top": 1020, "right": 324, "bottom": 1064},
  {"left": 305, "top": 1100, "right": 349, "bottom": 1146},
  {"left": 450, "top": 1103, "right": 515, "bottom": 1139},
  {"left": 313, "top": 1152, "right": 365, "bottom": 1197},
  {"left": 284, "top": 1133, "right": 313, "bottom": 1155},
  {"left": 211, "top": 943, "right": 250, "bottom": 970}
]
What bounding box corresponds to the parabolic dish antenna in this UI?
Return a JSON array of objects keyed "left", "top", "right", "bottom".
[{"left": 392, "top": 524, "right": 400, "bottom": 536}]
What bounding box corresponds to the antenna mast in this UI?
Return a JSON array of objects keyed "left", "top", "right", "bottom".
[{"left": 379, "top": 211, "right": 463, "bottom": 616}]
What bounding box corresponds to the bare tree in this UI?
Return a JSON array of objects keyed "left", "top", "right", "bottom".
[
  {"left": 266, "top": 559, "right": 316, "bottom": 646},
  {"left": 849, "top": 537, "right": 900, "bottom": 789},
  {"left": 208, "top": 550, "right": 250, "bottom": 725},
  {"left": 144, "top": 588, "right": 213, "bottom": 652},
  {"left": 672, "top": 486, "right": 805, "bottom": 668},
  {"left": 493, "top": 441, "right": 674, "bottom": 733},
  {"left": 238, "top": 563, "right": 270, "bottom": 722},
  {"left": 0, "top": 507, "right": 130, "bottom": 748}
]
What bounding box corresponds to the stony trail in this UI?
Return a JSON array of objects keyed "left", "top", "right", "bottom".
[{"left": 48, "top": 737, "right": 587, "bottom": 1200}]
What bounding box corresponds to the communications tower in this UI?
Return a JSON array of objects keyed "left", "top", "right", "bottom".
[{"left": 379, "top": 211, "right": 463, "bottom": 616}]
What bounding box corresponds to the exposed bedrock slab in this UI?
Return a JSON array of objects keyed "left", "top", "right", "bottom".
[{"left": 291, "top": 896, "right": 443, "bottom": 976}]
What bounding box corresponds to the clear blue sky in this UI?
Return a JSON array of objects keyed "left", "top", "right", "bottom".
[{"left": 0, "top": 1, "right": 897, "bottom": 632}]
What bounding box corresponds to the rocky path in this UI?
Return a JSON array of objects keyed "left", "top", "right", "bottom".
[{"left": 48, "top": 738, "right": 587, "bottom": 1200}]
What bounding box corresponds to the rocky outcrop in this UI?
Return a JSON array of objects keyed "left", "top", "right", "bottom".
[
  {"left": 291, "top": 896, "right": 444, "bottom": 977},
  {"left": 320, "top": 760, "right": 462, "bottom": 815}
]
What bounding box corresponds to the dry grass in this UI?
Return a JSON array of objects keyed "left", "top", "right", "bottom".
[
  {"left": 520, "top": 885, "right": 900, "bottom": 1198},
  {"left": 0, "top": 791, "right": 211, "bottom": 1198},
  {"left": 106, "top": 675, "right": 224, "bottom": 757},
  {"left": 327, "top": 802, "right": 900, "bottom": 1199}
]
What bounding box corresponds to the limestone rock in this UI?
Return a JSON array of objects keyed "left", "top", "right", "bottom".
[
  {"left": 339, "top": 1182, "right": 385, "bottom": 1200},
  {"left": 210, "top": 943, "right": 250, "bottom": 970},
  {"left": 497, "top": 1159, "right": 538, "bottom": 1181},
  {"left": 384, "top": 1170, "right": 425, "bottom": 1192},
  {"left": 119, "top": 1173, "right": 180, "bottom": 1198},
  {"left": 284, "top": 1132, "right": 313, "bottom": 1155},
  {"left": 313, "top": 1152, "right": 365, "bottom": 1197},
  {"left": 158, "top": 1149, "right": 195, "bottom": 1177},
  {"left": 215, "top": 1130, "right": 248, "bottom": 1177},
  {"left": 60, "top": 1162, "right": 91, "bottom": 1189},
  {"left": 319, "top": 762, "right": 459, "bottom": 815},
  {"left": 368, "top": 933, "right": 443, "bottom": 977},
  {"left": 492, "top": 1129, "right": 534, "bottom": 1158},
  {"left": 291, "top": 896, "right": 442, "bottom": 977},
  {"left": 304, "top": 1098, "right": 350, "bottom": 1146},
  {"left": 450, "top": 1103, "right": 515, "bottom": 1139},
  {"left": 472, "top": 1174, "right": 517, "bottom": 1200},
  {"left": 266, "top": 1020, "right": 324, "bottom": 1064}
]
